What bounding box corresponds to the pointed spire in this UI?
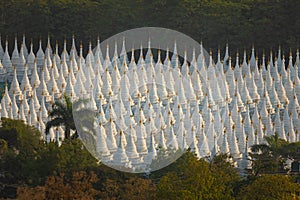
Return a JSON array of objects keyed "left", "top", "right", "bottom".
[
  {"left": 198, "top": 123, "right": 210, "bottom": 158},
  {"left": 135, "top": 120, "right": 148, "bottom": 155},
  {"left": 58, "top": 62, "right": 67, "bottom": 93},
  {"left": 18, "top": 101, "right": 26, "bottom": 123},
  {"left": 96, "top": 122, "right": 110, "bottom": 159},
  {"left": 223, "top": 42, "right": 229, "bottom": 72},
  {"left": 61, "top": 38, "right": 69, "bottom": 64},
  {"left": 11, "top": 93, "right": 19, "bottom": 119},
  {"left": 167, "top": 126, "right": 178, "bottom": 150},
  {"left": 2, "top": 37, "right": 13, "bottom": 81},
  {"left": 250, "top": 45, "right": 256, "bottom": 71},
  {"left": 70, "top": 35, "right": 78, "bottom": 61},
  {"left": 30, "top": 61, "right": 40, "bottom": 88},
  {"left": 125, "top": 124, "right": 141, "bottom": 166},
  {"left": 9, "top": 66, "right": 21, "bottom": 97},
  {"left": 158, "top": 128, "right": 167, "bottom": 150},
  {"left": 111, "top": 131, "right": 130, "bottom": 168},
  {"left": 37, "top": 68, "right": 50, "bottom": 100},
  {"left": 104, "top": 119, "right": 117, "bottom": 153},
  {"left": 47, "top": 67, "right": 59, "bottom": 95},
  {"left": 11, "top": 36, "right": 19, "bottom": 68},
  {"left": 144, "top": 133, "right": 157, "bottom": 167},
  {"left": 36, "top": 39, "right": 45, "bottom": 69},
  {"left": 28, "top": 96, "right": 37, "bottom": 126},
  {"left": 220, "top": 132, "right": 230, "bottom": 154}
]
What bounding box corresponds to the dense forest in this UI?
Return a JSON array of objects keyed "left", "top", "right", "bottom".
[
  {"left": 0, "top": 0, "right": 299, "bottom": 56},
  {"left": 1, "top": 118, "right": 300, "bottom": 199}
]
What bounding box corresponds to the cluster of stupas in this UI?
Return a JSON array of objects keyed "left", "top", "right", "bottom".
[{"left": 0, "top": 35, "right": 300, "bottom": 172}]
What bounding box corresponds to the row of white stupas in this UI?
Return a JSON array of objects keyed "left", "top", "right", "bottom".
[{"left": 0, "top": 35, "right": 300, "bottom": 172}]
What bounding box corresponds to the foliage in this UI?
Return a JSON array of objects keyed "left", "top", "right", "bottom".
[
  {"left": 0, "top": 118, "right": 97, "bottom": 198},
  {"left": 156, "top": 151, "right": 238, "bottom": 199},
  {"left": 0, "top": 118, "right": 42, "bottom": 152},
  {"left": 237, "top": 174, "right": 300, "bottom": 200},
  {"left": 209, "top": 153, "right": 241, "bottom": 198},
  {"left": 250, "top": 133, "right": 300, "bottom": 175},
  {"left": 0, "top": 0, "right": 299, "bottom": 55},
  {"left": 0, "top": 118, "right": 44, "bottom": 198},
  {"left": 17, "top": 185, "right": 46, "bottom": 200},
  {"left": 46, "top": 94, "right": 97, "bottom": 142},
  {"left": 99, "top": 177, "right": 157, "bottom": 200},
  {"left": 37, "top": 139, "right": 98, "bottom": 175},
  {"left": 149, "top": 147, "right": 185, "bottom": 176},
  {"left": 17, "top": 171, "right": 99, "bottom": 200},
  {"left": 1, "top": 118, "right": 300, "bottom": 199},
  {"left": 46, "top": 94, "right": 76, "bottom": 139}
]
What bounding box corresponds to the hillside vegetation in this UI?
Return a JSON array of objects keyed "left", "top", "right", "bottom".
[{"left": 0, "top": 0, "right": 299, "bottom": 56}]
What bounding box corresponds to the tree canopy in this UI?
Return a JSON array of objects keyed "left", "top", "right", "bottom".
[
  {"left": 0, "top": 0, "right": 299, "bottom": 56},
  {"left": 237, "top": 174, "right": 300, "bottom": 200},
  {"left": 250, "top": 133, "right": 300, "bottom": 175},
  {"left": 0, "top": 119, "right": 300, "bottom": 199}
]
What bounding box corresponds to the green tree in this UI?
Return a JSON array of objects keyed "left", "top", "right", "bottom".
[
  {"left": 99, "top": 176, "right": 157, "bottom": 200},
  {"left": 156, "top": 151, "right": 238, "bottom": 199},
  {"left": 209, "top": 154, "right": 241, "bottom": 198},
  {"left": 0, "top": 118, "right": 44, "bottom": 198},
  {"left": 36, "top": 138, "right": 98, "bottom": 177},
  {"left": 54, "top": 139, "right": 98, "bottom": 172},
  {"left": 46, "top": 94, "right": 97, "bottom": 142},
  {"left": 17, "top": 171, "right": 99, "bottom": 200},
  {"left": 237, "top": 174, "right": 300, "bottom": 200},
  {"left": 249, "top": 133, "right": 300, "bottom": 175},
  {"left": 46, "top": 94, "right": 76, "bottom": 140},
  {"left": 1, "top": 0, "right": 300, "bottom": 54},
  {"left": 0, "top": 118, "right": 98, "bottom": 198}
]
